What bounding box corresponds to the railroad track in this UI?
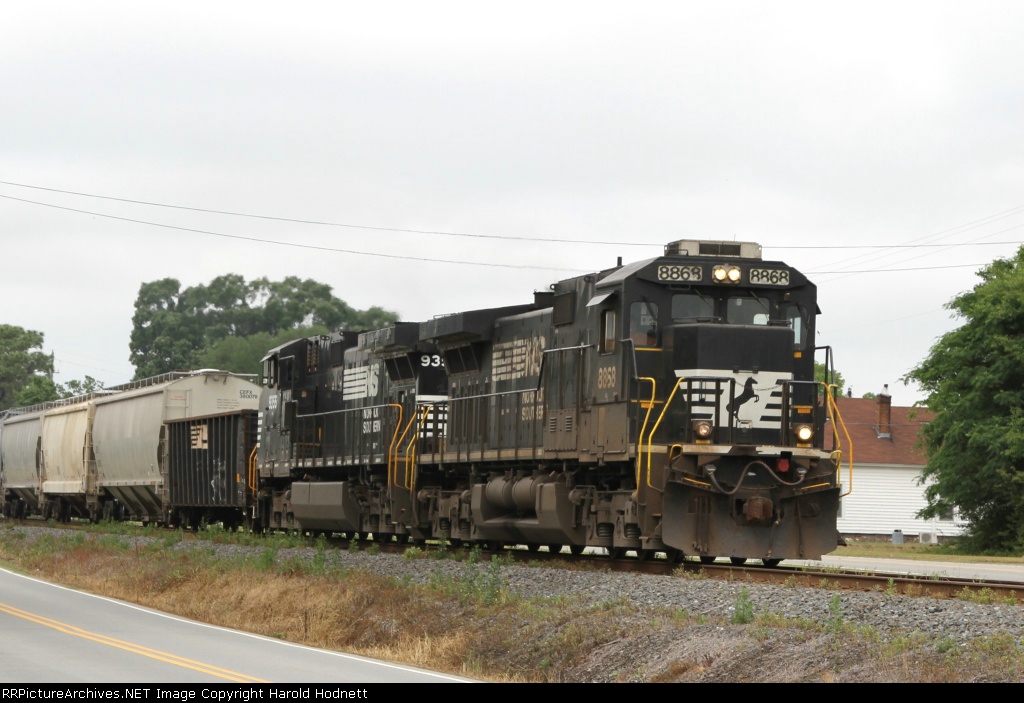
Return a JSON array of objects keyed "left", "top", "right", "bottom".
[{"left": 7, "top": 518, "right": 1021, "bottom": 602}]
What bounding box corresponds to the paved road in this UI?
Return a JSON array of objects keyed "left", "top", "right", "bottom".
[
  {"left": 0, "top": 567, "right": 475, "bottom": 684},
  {"left": 789, "top": 554, "right": 1024, "bottom": 583}
]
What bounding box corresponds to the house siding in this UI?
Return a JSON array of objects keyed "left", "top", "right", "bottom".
[{"left": 837, "top": 463, "right": 966, "bottom": 538}]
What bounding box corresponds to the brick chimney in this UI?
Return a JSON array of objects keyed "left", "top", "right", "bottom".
[{"left": 876, "top": 384, "right": 892, "bottom": 439}]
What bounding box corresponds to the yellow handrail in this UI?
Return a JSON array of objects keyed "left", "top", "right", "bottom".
[
  {"left": 404, "top": 404, "right": 435, "bottom": 490},
  {"left": 822, "top": 383, "right": 854, "bottom": 497},
  {"left": 247, "top": 444, "right": 259, "bottom": 493},
  {"left": 634, "top": 378, "right": 657, "bottom": 487},
  {"left": 645, "top": 377, "right": 686, "bottom": 489},
  {"left": 383, "top": 404, "right": 404, "bottom": 489}
]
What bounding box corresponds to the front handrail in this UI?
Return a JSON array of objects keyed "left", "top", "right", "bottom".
[
  {"left": 383, "top": 404, "right": 404, "bottom": 489},
  {"left": 403, "top": 404, "right": 436, "bottom": 490},
  {"left": 645, "top": 377, "right": 687, "bottom": 491},
  {"left": 634, "top": 377, "right": 657, "bottom": 488},
  {"left": 822, "top": 383, "right": 854, "bottom": 497},
  {"left": 247, "top": 444, "right": 259, "bottom": 493}
]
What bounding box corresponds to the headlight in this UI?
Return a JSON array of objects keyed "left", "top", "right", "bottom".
[
  {"left": 693, "top": 419, "right": 714, "bottom": 440},
  {"left": 794, "top": 424, "right": 813, "bottom": 443},
  {"left": 712, "top": 265, "right": 742, "bottom": 283}
]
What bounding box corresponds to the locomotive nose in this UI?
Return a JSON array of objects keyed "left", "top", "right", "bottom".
[{"left": 668, "top": 322, "right": 793, "bottom": 374}]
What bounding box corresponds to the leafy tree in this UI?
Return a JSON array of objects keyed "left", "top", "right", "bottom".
[
  {"left": 130, "top": 275, "right": 398, "bottom": 379},
  {"left": 59, "top": 376, "right": 105, "bottom": 398},
  {"left": 904, "top": 247, "right": 1024, "bottom": 552},
  {"left": 14, "top": 374, "right": 59, "bottom": 407},
  {"left": 0, "top": 325, "right": 54, "bottom": 411},
  {"left": 813, "top": 362, "right": 845, "bottom": 396},
  {"left": 198, "top": 325, "right": 331, "bottom": 378},
  {"left": 13, "top": 374, "right": 106, "bottom": 407}
]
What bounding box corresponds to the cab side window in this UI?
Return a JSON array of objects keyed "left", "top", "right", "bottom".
[
  {"left": 601, "top": 309, "right": 617, "bottom": 353},
  {"left": 785, "top": 304, "right": 807, "bottom": 349}
]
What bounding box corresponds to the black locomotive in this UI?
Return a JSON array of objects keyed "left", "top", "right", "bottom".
[{"left": 253, "top": 240, "right": 848, "bottom": 565}]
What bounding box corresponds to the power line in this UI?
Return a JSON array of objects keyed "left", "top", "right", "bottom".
[
  {"left": 0, "top": 193, "right": 588, "bottom": 273},
  {"left": 808, "top": 262, "right": 993, "bottom": 274},
  {"left": 1, "top": 179, "right": 1022, "bottom": 252},
  {"left": 0, "top": 179, "right": 656, "bottom": 247}
]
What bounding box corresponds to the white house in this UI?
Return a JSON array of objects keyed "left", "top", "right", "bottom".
[{"left": 830, "top": 390, "right": 966, "bottom": 542}]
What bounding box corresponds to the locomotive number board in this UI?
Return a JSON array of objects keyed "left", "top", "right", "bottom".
[
  {"left": 749, "top": 268, "right": 790, "bottom": 286},
  {"left": 657, "top": 265, "right": 703, "bottom": 282}
]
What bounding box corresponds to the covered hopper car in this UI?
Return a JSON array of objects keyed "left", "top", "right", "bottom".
[{"left": 1, "top": 370, "right": 262, "bottom": 526}]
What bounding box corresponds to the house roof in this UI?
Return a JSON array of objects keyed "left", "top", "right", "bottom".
[{"left": 825, "top": 395, "right": 934, "bottom": 466}]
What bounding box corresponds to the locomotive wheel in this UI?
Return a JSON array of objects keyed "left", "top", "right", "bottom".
[
  {"left": 608, "top": 547, "right": 626, "bottom": 559},
  {"left": 637, "top": 549, "right": 656, "bottom": 561},
  {"left": 730, "top": 557, "right": 748, "bottom": 566},
  {"left": 665, "top": 548, "right": 686, "bottom": 563},
  {"left": 488, "top": 541, "right": 505, "bottom": 552},
  {"left": 396, "top": 534, "right": 410, "bottom": 545},
  {"left": 762, "top": 558, "right": 783, "bottom": 568},
  {"left": 699, "top": 555, "right": 717, "bottom": 565},
  {"left": 569, "top": 545, "right": 585, "bottom": 556},
  {"left": 546, "top": 544, "right": 563, "bottom": 555},
  {"left": 527, "top": 544, "right": 541, "bottom": 553}
]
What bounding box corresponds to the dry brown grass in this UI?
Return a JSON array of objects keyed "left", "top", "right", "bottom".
[{"left": 3, "top": 527, "right": 1024, "bottom": 683}]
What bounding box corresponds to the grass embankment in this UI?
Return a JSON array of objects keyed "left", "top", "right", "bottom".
[
  {"left": 835, "top": 540, "right": 1024, "bottom": 564},
  {"left": 1, "top": 523, "right": 1023, "bottom": 682}
]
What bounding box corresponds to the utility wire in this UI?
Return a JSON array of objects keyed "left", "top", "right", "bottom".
[
  {"left": 0, "top": 193, "right": 588, "bottom": 273},
  {"left": 0, "top": 179, "right": 655, "bottom": 247},
  {"left": 1, "top": 179, "right": 1022, "bottom": 252}
]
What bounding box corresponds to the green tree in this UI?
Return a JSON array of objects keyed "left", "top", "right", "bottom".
[
  {"left": 130, "top": 275, "right": 399, "bottom": 379},
  {"left": 59, "top": 376, "right": 105, "bottom": 398},
  {"left": 14, "top": 374, "right": 59, "bottom": 407},
  {"left": 198, "top": 325, "right": 331, "bottom": 378},
  {"left": 0, "top": 325, "right": 54, "bottom": 411},
  {"left": 814, "top": 362, "right": 845, "bottom": 396},
  {"left": 904, "top": 247, "right": 1024, "bottom": 551}
]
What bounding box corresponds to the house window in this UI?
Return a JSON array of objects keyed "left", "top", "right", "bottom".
[{"left": 939, "top": 506, "right": 955, "bottom": 522}]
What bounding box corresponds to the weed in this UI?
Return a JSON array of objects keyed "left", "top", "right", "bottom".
[
  {"left": 347, "top": 537, "right": 360, "bottom": 553},
  {"left": 468, "top": 544, "right": 483, "bottom": 564},
  {"left": 257, "top": 548, "right": 276, "bottom": 571},
  {"left": 402, "top": 546, "right": 425, "bottom": 561},
  {"left": 730, "top": 587, "right": 754, "bottom": 624},
  {"left": 367, "top": 543, "right": 381, "bottom": 556},
  {"left": 885, "top": 578, "right": 899, "bottom": 596},
  {"left": 825, "top": 594, "right": 844, "bottom": 633},
  {"left": 159, "top": 530, "right": 184, "bottom": 548},
  {"left": 956, "top": 586, "right": 997, "bottom": 604},
  {"left": 935, "top": 636, "right": 959, "bottom": 655},
  {"left": 783, "top": 575, "right": 800, "bottom": 588},
  {"left": 310, "top": 536, "right": 328, "bottom": 574},
  {"left": 675, "top": 567, "right": 707, "bottom": 580}
]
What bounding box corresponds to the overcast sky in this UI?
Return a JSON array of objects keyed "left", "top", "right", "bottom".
[{"left": 3, "top": 1, "right": 1022, "bottom": 405}]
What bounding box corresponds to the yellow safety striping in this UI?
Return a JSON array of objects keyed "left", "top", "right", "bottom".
[{"left": 0, "top": 601, "right": 269, "bottom": 683}]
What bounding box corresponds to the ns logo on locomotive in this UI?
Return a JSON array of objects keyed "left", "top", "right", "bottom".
[{"left": 254, "top": 239, "right": 851, "bottom": 566}]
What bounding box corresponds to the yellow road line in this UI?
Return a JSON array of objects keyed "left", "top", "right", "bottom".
[{"left": 0, "top": 601, "right": 268, "bottom": 683}]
